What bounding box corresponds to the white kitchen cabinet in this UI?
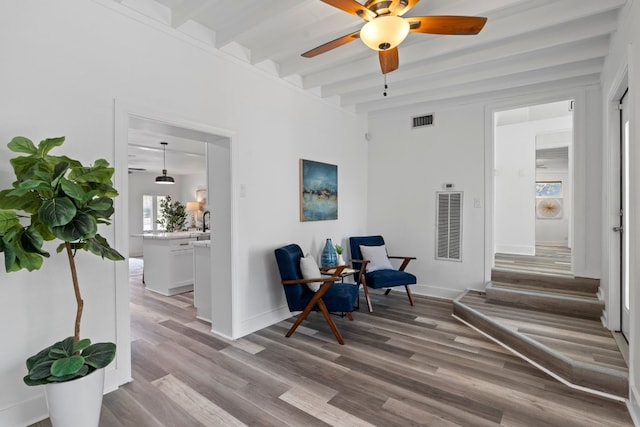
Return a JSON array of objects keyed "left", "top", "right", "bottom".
[
  {"left": 192, "top": 240, "right": 212, "bottom": 322},
  {"left": 136, "top": 232, "right": 209, "bottom": 296}
]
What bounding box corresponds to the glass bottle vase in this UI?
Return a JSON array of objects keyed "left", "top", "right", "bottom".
[{"left": 321, "top": 238, "right": 338, "bottom": 267}]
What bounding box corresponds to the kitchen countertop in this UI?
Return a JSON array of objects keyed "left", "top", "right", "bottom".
[{"left": 132, "top": 231, "right": 210, "bottom": 240}]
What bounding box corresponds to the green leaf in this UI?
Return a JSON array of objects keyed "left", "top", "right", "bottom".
[
  {"left": 73, "top": 338, "right": 92, "bottom": 353},
  {"left": 68, "top": 165, "right": 114, "bottom": 185},
  {"left": 0, "top": 210, "right": 20, "bottom": 233},
  {"left": 59, "top": 178, "right": 85, "bottom": 202},
  {"left": 48, "top": 364, "right": 89, "bottom": 383},
  {"left": 52, "top": 160, "right": 70, "bottom": 182},
  {"left": 52, "top": 211, "right": 97, "bottom": 241},
  {"left": 26, "top": 344, "right": 55, "bottom": 371},
  {"left": 87, "top": 197, "right": 112, "bottom": 212},
  {"left": 50, "top": 355, "right": 85, "bottom": 377},
  {"left": 17, "top": 179, "right": 50, "bottom": 192},
  {"left": 14, "top": 246, "right": 44, "bottom": 271},
  {"left": 52, "top": 155, "right": 82, "bottom": 169},
  {"left": 38, "top": 197, "right": 76, "bottom": 227},
  {"left": 2, "top": 238, "right": 18, "bottom": 272},
  {"left": 20, "top": 227, "right": 50, "bottom": 258},
  {"left": 0, "top": 189, "right": 41, "bottom": 213},
  {"left": 82, "top": 342, "right": 116, "bottom": 369},
  {"left": 36, "top": 137, "right": 65, "bottom": 157},
  {"left": 10, "top": 156, "right": 40, "bottom": 179},
  {"left": 85, "top": 234, "right": 124, "bottom": 260},
  {"left": 8, "top": 136, "right": 37, "bottom": 154},
  {"left": 23, "top": 375, "right": 50, "bottom": 386},
  {"left": 27, "top": 360, "right": 54, "bottom": 380}
]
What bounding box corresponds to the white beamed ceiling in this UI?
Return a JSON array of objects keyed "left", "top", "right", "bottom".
[{"left": 112, "top": 0, "right": 625, "bottom": 113}]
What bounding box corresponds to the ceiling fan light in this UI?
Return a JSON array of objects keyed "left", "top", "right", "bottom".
[{"left": 360, "top": 15, "right": 410, "bottom": 51}]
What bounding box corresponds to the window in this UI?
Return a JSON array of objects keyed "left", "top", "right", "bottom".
[{"left": 143, "top": 195, "right": 167, "bottom": 232}]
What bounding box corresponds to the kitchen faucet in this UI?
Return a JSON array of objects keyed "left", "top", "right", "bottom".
[{"left": 202, "top": 210, "right": 211, "bottom": 232}]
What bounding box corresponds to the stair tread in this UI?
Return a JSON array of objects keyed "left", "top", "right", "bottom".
[
  {"left": 491, "top": 270, "right": 600, "bottom": 293},
  {"left": 490, "top": 281, "right": 598, "bottom": 298}
]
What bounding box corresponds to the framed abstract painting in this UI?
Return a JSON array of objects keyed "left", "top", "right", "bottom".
[{"left": 299, "top": 159, "right": 338, "bottom": 221}]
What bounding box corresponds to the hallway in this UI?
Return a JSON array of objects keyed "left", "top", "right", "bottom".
[{"left": 495, "top": 245, "right": 572, "bottom": 276}]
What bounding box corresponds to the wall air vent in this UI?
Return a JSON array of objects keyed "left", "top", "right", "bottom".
[
  {"left": 412, "top": 114, "right": 434, "bottom": 128},
  {"left": 436, "top": 191, "right": 463, "bottom": 262}
]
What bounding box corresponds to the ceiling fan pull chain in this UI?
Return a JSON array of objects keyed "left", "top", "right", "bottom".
[{"left": 383, "top": 74, "right": 388, "bottom": 97}]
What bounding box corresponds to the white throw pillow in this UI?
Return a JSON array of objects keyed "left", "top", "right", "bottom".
[
  {"left": 300, "top": 254, "right": 322, "bottom": 292},
  {"left": 360, "top": 245, "right": 394, "bottom": 272}
]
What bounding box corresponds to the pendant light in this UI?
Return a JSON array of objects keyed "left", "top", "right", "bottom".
[{"left": 155, "top": 141, "right": 175, "bottom": 184}]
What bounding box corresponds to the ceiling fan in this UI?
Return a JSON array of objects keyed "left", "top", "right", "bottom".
[{"left": 302, "top": 0, "right": 487, "bottom": 74}]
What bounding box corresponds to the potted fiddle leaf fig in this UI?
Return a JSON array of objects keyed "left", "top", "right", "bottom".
[{"left": 0, "top": 136, "right": 124, "bottom": 426}]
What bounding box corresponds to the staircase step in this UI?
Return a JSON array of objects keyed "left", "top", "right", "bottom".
[
  {"left": 485, "top": 282, "right": 604, "bottom": 320},
  {"left": 453, "top": 290, "right": 628, "bottom": 400},
  {"left": 491, "top": 270, "right": 599, "bottom": 295}
]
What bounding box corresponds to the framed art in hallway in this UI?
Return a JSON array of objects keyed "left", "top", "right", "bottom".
[{"left": 299, "top": 159, "right": 338, "bottom": 221}]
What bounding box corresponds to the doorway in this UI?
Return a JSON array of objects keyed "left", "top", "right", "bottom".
[
  {"left": 113, "top": 101, "right": 236, "bottom": 383},
  {"left": 493, "top": 100, "right": 574, "bottom": 275}
]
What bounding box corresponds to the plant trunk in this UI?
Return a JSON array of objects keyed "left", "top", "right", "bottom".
[{"left": 65, "top": 243, "right": 83, "bottom": 344}]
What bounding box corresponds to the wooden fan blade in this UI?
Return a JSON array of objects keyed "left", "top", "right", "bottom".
[
  {"left": 379, "top": 48, "right": 399, "bottom": 74},
  {"left": 301, "top": 31, "right": 361, "bottom": 58},
  {"left": 321, "top": 0, "right": 376, "bottom": 21},
  {"left": 407, "top": 16, "right": 487, "bottom": 35},
  {"left": 389, "top": 0, "right": 420, "bottom": 16}
]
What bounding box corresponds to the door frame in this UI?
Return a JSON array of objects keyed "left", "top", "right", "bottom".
[
  {"left": 484, "top": 88, "right": 588, "bottom": 284},
  {"left": 604, "top": 67, "right": 628, "bottom": 332},
  {"left": 113, "top": 99, "right": 238, "bottom": 386}
]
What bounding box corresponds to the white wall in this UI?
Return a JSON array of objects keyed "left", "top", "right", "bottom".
[
  {"left": 367, "top": 104, "right": 487, "bottom": 298},
  {"left": 367, "top": 90, "right": 602, "bottom": 301},
  {"left": 0, "top": 1, "right": 367, "bottom": 425},
  {"left": 494, "top": 116, "right": 572, "bottom": 254},
  {"left": 600, "top": 0, "right": 640, "bottom": 422},
  {"left": 494, "top": 122, "right": 537, "bottom": 255}
]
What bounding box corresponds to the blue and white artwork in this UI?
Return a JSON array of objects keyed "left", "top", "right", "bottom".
[
  {"left": 535, "top": 181, "right": 562, "bottom": 197},
  {"left": 300, "top": 159, "right": 338, "bottom": 221}
]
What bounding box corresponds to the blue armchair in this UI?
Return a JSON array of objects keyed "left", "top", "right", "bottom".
[
  {"left": 274, "top": 244, "right": 358, "bottom": 344},
  {"left": 349, "top": 235, "right": 416, "bottom": 312}
]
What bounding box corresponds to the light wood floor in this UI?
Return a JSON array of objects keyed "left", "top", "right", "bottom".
[
  {"left": 30, "top": 263, "right": 632, "bottom": 427},
  {"left": 495, "top": 245, "right": 572, "bottom": 276}
]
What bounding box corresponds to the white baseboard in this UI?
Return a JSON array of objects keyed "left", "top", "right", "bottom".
[
  {"left": 0, "top": 395, "right": 48, "bottom": 427},
  {"left": 495, "top": 244, "right": 535, "bottom": 256},
  {"left": 238, "top": 304, "right": 292, "bottom": 338},
  {"left": 627, "top": 385, "right": 640, "bottom": 425}
]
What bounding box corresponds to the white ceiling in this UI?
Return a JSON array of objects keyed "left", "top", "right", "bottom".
[
  {"left": 127, "top": 117, "right": 209, "bottom": 175},
  {"left": 121, "top": 0, "right": 623, "bottom": 174},
  {"left": 112, "top": 0, "right": 626, "bottom": 114}
]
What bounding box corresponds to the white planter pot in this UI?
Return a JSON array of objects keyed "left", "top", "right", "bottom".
[{"left": 44, "top": 368, "right": 105, "bottom": 427}]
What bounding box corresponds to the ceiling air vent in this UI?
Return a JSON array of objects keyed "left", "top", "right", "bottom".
[
  {"left": 412, "top": 114, "right": 434, "bottom": 128},
  {"left": 436, "top": 191, "right": 463, "bottom": 262}
]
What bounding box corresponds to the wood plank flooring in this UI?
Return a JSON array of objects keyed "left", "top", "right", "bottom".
[
  {"left": 495, "top": 245, "right": 572, "bottom": 276},
  {"left": 30, "top": 262, "right": 632, "bottom": 427}
]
